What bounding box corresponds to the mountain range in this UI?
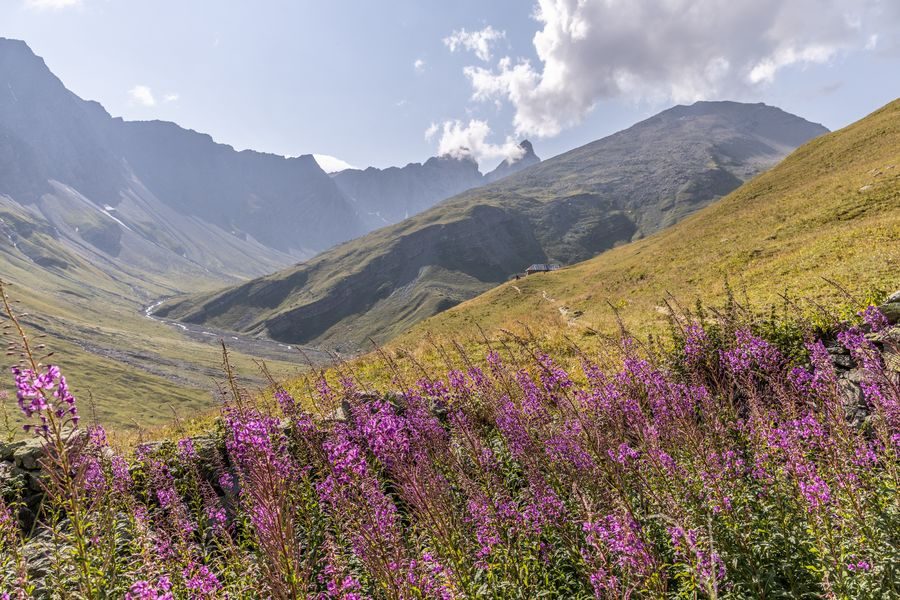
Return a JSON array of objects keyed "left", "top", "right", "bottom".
[
  {"left": 2, "top": 37, "right": 531, "bottom": 291},
  {"left": 0, "top": 37, "right": 839, "bottom": 427},
  {"left": 0, "top": 38, "right": 530, "bottom": 426},
  {"left": 158, "top": 102, "right": 828, "bottom": 350},
  {"left": 332, "top": 140, "right": 540, "bottom": 229}
]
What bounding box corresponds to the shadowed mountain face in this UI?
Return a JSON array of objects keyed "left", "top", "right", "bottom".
[
  {"left": 0, "top": 37, "right": 365, "bottom": 287},
  {"left": 159, "top": 101, "right": 829, "bottom": 351},
  {"left": 333, "top": 140, "right": 541, "bottom": 229}
]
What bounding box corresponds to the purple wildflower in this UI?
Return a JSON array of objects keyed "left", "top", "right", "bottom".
[
  {"left": 183, "top": 563, "right": 221, "bottom": 597},
  {"left": 860, "top": 305, "right": 889, "bottom": 333}
]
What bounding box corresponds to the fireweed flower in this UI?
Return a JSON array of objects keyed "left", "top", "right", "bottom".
[
  {"left": 860, "top": 304, "right": 889, "bottom": 333},
  {"left": 847, "top": 559, "right": 872, "bottom": 573},
  {"left": 522, "top": 474, "right": 566, "bottom": 533},
  {"left": 316, "top": 375, "right": 336, "bottom": 407},
  {"left": 514, "top": 368, "right": 552, "bottom": 419},
  {"left": 82, "top": 456, "right": 106, "bottom": 497},
  {"left": 668, "top": 526, "right": 725, "bottom": 584},
  {"left": 318, "top": 424, "right": 408, "bottom": 583},
  {"left": 486, "top": 350, "right": 505, "bottom": 378},
  {"left": 12, "top": 364, "right": 78, "bottom": 428},
  {"left": 545, "top": 419, "right": 596, "bottom": 472},
  {"left": 274, "top": 387, "right": 297, "bottom": 414},
  {"left": 720, "top": 329, "right": 782, "bottom": 376},
  {"left": 224, "top": 409, "right": 295, "bottom": 480},
  {"left": 683, "top": 322, "right": 709, "bottom": 363},
  {"left": 183, "top": 563, "right": 221, "bottom": 596},
  {"left": 609, "top": 442, "right": 639, "bottom": 467},
  {"left": 584, "top": 514, "right": 654, "bottom": 577},
  {"left": 536, "top": 352, "right": 573, "bottom": 392},
  {"left": 4, "top": 306, "right": 900, "bottom": 596},
  {"left": 465, "top": 492, "right": 507, "bottom": 559},
  {"left": 177, "top": 438, "right": 196, "bottom": 463},
  {"left": 125, "top": 577, "right": 172, "bottom": 600},
  {"left": 205, "top": 504, "right": 227, "bottom": 531},
  {"left": 412, "top": 552, "right": 457, "bottom": 600},
  {"left": 217, "top": 472, "right": 235, "bottom": 492},
  {"left": 109, "top": 455, "right": 133, "bottom": 494},
  {"left": 495, "top": 397, "right": 535, "bottom": 458},
  {"left": 837, "top": 327, "right": 883, "bottom": 373}
]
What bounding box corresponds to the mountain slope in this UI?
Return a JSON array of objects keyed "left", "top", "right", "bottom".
[
  {"left": 0, "top": 37, "right": 364, "bottom": 285},
  {"left": 160, "top": 101, "right": 828, "bottom": 351},
  {"left": 390, "top": 99, "right": 900, "bottom": 351},
  {"left": 0, "top": 38, "right": 355, "bottom": 428}
]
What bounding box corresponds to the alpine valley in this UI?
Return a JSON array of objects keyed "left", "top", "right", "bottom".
[{"left": 2, "top": 4, "right": 900, "bottom": 596}]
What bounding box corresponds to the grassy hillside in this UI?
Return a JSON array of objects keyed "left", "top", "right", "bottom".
[
  {"left": 160, "top": 102, "right": 827, "bottom": 350},
  {"left": 386, "top": 99, "right": 899, "bottom": 362},
  {"left": 0, "top": 203, "right": 309, "bottom": 434}
]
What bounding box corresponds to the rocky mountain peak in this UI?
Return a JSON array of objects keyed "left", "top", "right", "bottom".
[
  {"left": 485, "top": 139, "right": 542, "bottom": 183},
  {"left": 518, "top": 139, "right": 536, "bottom": 158}
]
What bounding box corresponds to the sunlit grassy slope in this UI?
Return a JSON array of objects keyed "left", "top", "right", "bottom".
[
  {"left": 0, "top": 204, "right": 303, "bottom": 434},
  {"left": 383, "top": 99, "right": 899, "bottom": 365}
]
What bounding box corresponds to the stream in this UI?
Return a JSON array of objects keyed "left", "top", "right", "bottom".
[{"left": 143, "top": 299, "right": 332, "bottom": 365}]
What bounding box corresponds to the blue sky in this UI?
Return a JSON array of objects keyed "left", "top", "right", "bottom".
[{"left": 2, "top": 0, "right": 899, "bottom": 171}]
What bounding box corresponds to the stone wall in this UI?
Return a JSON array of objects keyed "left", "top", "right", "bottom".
[{"left": 1, "top": 436, "right": 52, "bottom": 531}]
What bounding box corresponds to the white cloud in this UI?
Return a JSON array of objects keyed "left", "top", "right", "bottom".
[
  {"left": 429, "top": 119, "right": 525, "bottom": 166},
  {"left": 443, "top": 25, "right": 506, "bottom": 61},
  {"left": 128, "top": 85, "right": 156, "bottom": 107},
  {"left": 163, "top": 93, "right": 180, "bottom": 103},
  {"left": 313, "top": 154, "right": 357, "bottom": 173},
  {"left": 413, "top": 58, "right": 426, "bottom": 73},
  {"left": 461, "top": 0, "right": 900, "bottom": 138},
  {"left": 24, "top": 0, "right": 81, "bottom": 9}
]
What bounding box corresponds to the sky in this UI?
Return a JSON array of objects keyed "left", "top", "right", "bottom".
[{"left": 2, "top": 0, "right": 900, "bottom": 172}]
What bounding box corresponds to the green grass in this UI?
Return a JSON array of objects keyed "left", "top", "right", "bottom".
[
  {"left": 0, "top": 203, "right": 303, "bottom": 435},
  {"left": 375, "top": 99, "right": 899, "bottom": 374}
]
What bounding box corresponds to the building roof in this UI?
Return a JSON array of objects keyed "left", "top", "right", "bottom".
[{"left": 525, "top": 263, "right": 560, "bottom": 272}]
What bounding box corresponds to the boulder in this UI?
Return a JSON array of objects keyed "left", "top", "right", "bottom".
[
  {"left": 880, "top": 303, "right": 900, "bottom": 326},
  {"left": 12, "top": 438, "right": 45, "bottom": 470},
  {"left": 0, "top": 439, "right": 27, "bottom": 461},
  {"left": 23, "top": 527, "right": 57, "bottom": 597},
  {"left": 879, "top": 292, "right": 900, "bottom": 325},
  {"left": 1, "top": 460, "right": 25, "bottom": 495},
  {"left": 838, "top": 379, "right": 868, "bottom": 428},
  {"left": 828, "top": 352, "right": 853, "bottom": 370}
]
